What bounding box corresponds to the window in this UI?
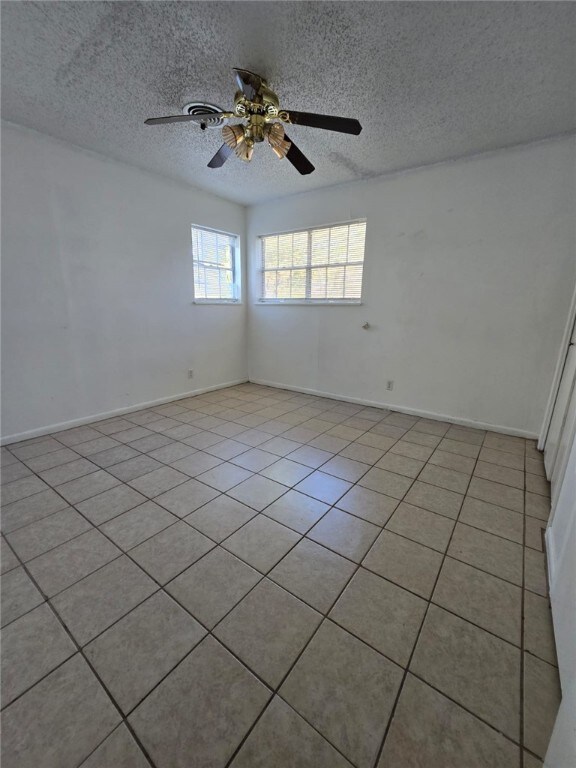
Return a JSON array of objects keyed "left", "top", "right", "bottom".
[
  {"left": 191, "top": 225, "right": 241, "bottom": 303},
  {"left": 258, "top": 220, "right": 366, "bottom": 304}
]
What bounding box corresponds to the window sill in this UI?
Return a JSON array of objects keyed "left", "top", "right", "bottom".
[
  {"left": 256, "top": 300, "right": 363, "bottom": 306},
  {"left": 192, "top": 300, "right": 243, "bottom": 306}
]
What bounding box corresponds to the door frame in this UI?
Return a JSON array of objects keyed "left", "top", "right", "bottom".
[{"left": 539, "top": 284, "right": 576, "bottom": 453}]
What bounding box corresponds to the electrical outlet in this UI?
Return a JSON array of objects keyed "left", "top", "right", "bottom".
[
  {"left": 188, "top": 369, "right": 194, "bottom": 379},
  {"left": 386, "top": 380, "right": 394, "bottom": 391}
]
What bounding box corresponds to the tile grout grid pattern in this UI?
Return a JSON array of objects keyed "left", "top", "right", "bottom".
[{"left": 0, "top": 383, "right": 561, "bottom": 768}]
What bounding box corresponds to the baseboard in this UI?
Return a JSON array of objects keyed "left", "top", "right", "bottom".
[
  {"left": 249, "top": 378, "right": 539, "bottom": 439},
  {"left": 0, "top": 379, "right": 249, "bottom": 445}
]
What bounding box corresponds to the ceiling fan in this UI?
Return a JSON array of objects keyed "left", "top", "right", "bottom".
[{"left": 144, "top": 68, "right": 362, "bottom": 175}]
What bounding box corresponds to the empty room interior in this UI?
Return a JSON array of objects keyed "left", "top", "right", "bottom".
[{"left": 1, "top": 2, "right": 576, "bottom": 767}]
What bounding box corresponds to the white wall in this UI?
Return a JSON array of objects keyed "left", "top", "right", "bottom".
[
  {"left": 1, "top": 122, "right": 247, "bottom": 441},
  {"left": 247, "top": 136, "right": 576, "bottom": 436}
]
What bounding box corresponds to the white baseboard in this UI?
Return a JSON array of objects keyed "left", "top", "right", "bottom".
[
  {"left": 1, "top": 379, "right": 249, "bottom": 445},
  {"left": 249, "top": 378, "right": 539, "bottom": 439}
]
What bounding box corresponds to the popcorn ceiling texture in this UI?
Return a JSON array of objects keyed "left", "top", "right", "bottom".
[{"left": 1, "top": 1, "right": 575, "bottom": 205}]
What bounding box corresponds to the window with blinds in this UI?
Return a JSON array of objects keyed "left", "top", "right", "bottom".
[
  {"left": 191, "top": 226, "right": 240, "bottom": 303},
  {"left": 258, "top": 221, "right": 366, "bottom": 303}
]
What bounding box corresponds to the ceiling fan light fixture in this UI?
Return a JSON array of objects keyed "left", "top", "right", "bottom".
[
  {"left": 235, "top": 140, "right": 254, "bottom": 162},
  {"left": 266, "top": 122, "right": 291, "bottom": 159},
  {"left": 222, "top": 123, "right": 245, "bottom": 150}
]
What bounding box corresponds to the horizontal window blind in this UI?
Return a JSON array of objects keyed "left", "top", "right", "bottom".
[
  {"left": 259, "top": 221, "right": 366, "bottom": 303},
  {"left": 191, "top": 226, "right": 239, "bottom": 302}
]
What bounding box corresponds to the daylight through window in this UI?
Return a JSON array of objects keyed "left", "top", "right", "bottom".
[
  {"left": 259, "top": 221, "right": 366, "bottom": 303},
  {"left": 191, "top": 226, "right": 240, "bottom": 302}
]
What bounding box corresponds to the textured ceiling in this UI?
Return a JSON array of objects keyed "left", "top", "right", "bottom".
[{"left": 2, "top": 1, "right": 575, "bottom": 205}]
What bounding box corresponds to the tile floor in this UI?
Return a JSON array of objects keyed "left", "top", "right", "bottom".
[{"left": 0, "top": 383, "right": 561, "bottom": 768}]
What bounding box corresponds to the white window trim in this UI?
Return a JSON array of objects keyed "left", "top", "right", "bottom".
[
  {"left": 191, "top": 224, "right": 242, "bottom": 305},
  {"left": 256, "top": 219, "right": 366, "bottom": 305}
]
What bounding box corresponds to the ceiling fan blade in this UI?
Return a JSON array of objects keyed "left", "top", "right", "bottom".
[
  {"left": 233, "top": 68, "right": 263, "bottom": 100},
  {"left": 283, "top": 135, "right": 315, "bottom": 175},
  {"left": 283, "top": 110, "right": 362, "bottom": 135},
  {"left": 207, "top": 143, "right": 234, "bottom": 169},
  {"left": 145, "top": 113, "right": 230, "bottom": 126}
]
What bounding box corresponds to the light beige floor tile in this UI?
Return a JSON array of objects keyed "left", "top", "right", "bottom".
[
  {"left": 523, "top": 654, "right": 561, "bottom": 758},
  {"left": 525, "top": 457, "right": 546, "bottom": 476},
  {"left": 231, "top": 448, "right": 278, "bottom": 472},
  {"left": 287, "top": 445, "right": 333, "bottom": 468},
  {"left": 259, "top": 458, "right": 313, "bottom": 486},
  {"left": 130, "top": 521, "right": 214, "bottom": 584},
  {"left": 459, "top": 497, "right": 523, "bottom": 543},
  {"left": 89, "top": 445, "right": 141, "bottom": 469},
  {"left": 418, "top": 464, "right": 470, "bottom": 494},
  {"left": 23, "top": 447, "right": 79, "bottom": 472},
  {"left": 321, "top": 455, "right": 371, "bottom": 482},
  {"left": 428, "top": 449, "right": 475, "bottom": 475},
  {"left": 524, "top": 549, "right": 548, "bottom": 596},
  {"left": 27, "top": 528, "right": 120, "bottom": 597},
  {"left": 0, "top": 537, "right": 19, "bottom": 574},
  {"left": 227, "top": 475, "right": 289, "bottom": 511},
  {"left": 386, "top": 503, "right": 454, "bottom": 552},
  {"left": 2, "top": 475, "right": 49, "bottom": 505},
  {"left": 167, "top": 547, "right": 261, "bottom": 629},
  {"left": 147, "top": 442, "right": 196, "bottom": 463},
  {"left": 389, "top": 440, "right": 434, "bottom": 461},
  {"left": 153, "top": 478, "right": 220, "bottom": 518},
  {"left": 356, "top": 432, "right": 399, "bottom": 451},
  {"left": 308, "top": 508, "right": 380, "bottom": 562},
  {"left": 467, "top": 477, "right": 524, "bottom": 513},
  {"left": 76, "top": 485, "right": 148, "bottom": 525},
  {"left": 79, "top": 725, "right": 149, "bottom": 768},
  {"left": 6, "top": 507, "right": 91, "bottom": 562},
  {"left": 51, "top": 556, "right": 157, "bottom": 646},
  {"left": 100, "top": 502, "right": 177, "bottom": 551},
  {"left": 358, "top": 467, "right": 413, "bottom": 500},
  {"left": 214, "top": 579, "right": 322, "bottom": 687},
  {"left": 1, "top": 655, "right": 120, "bottom": 768},
  {"left": 85, "top": 591, "right": 205, "bottom": 713},
  {"left": 1, "top": 566, "right": 44, "bottom": 627},
  {"left": 1, "top": 603, "right": 76, "bottom": 706},
  {"left": 230, "top": 696, "right": 353, "bottom": 768},
  {"left": 336, "top": 484, "right": 399, "bottom": 526},
  {"left": 445, "top": 426, "right": 485, "bottom": 446},
  {"left": 330, "top": 568, "right": 427, "bottom": 666},
  {"left": 376, "top": 452, "right": 425, "bottom": 478},
  {"left": 525, "top": 492, "right": 551, "bottom": 521},
  {"left": 411, "top": 419, "right": 451, "bottom": 437},
  {"left": 203, "top": 439, "right": 249, "bottom": 460},
  {"left": 223, "top": 515, "right": 300, "bottom": 573},
  {"left": 295, "top": 471, "right": 353, "bottom": 504},
  {"left": 128, "top": 466, "right": 188, "bottom": 497},
  {"left": 269, "top": 538, "right": 355, "bottom": 612},
  {"left": 474, "top": 461, "right": 524, "bottom": 490},
  {"left": 339, "top": 442, "right": 386, "bottom": 464},
  {"left": 483, "top": 433, "right": 525, "bottom": 455},
  {"left": 433, "top": 557, "right": 521, "bottom": 644},
  {"left": 259, "top": 436, "right": 302, "bottom": 457},
  {"left": 525, "top": 516, "right": 546, "bottom": 551},
  {"left": 410, "top": 605, "right": 520, "bottom": 740},
  {"left": 281, "top": 620, "right": 403, "bottom": 768},
  {"left": 403, "top": 480, "right": 463, "bottom": 519},
  {"left": 263, "top": 489, "right": 329, "bottom": 533},
  {"left": 129, "top": 636, "right": 270, "bottom": 768},
  {"left": 185, "top": 486, "right": 257, "bottom": 542},
  {"left": 437, "top": 437, "right": 480, "bottom": 458},
  {"left": 378, "top": 674, "right": 520, "bottom": 768},
  {"left": 479, "top": 447, "right": 524, "bottom": 470},
  {"left": 1, "top": 461, "right": 34, "bottom": 485},
  {"left": 57, "top": 470, "right": 121, "bottom": 504},
  {"left": 107, "top": 455, "right": 163, "bottom": 482},
  {"left": 525, "top": 473, "right": 550, "bottom": 497},
  {"left": 524, "top": 591, "right": 557, "bottom": 666},
  {"left": 169, "top": 451, "right": 222, "bottom": 477},
  {"left": 448, "top": 522, "right": 523, "bottom": 585},
  {"left": 363, "top": 530, "right": 443, "bottom": 599}
]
